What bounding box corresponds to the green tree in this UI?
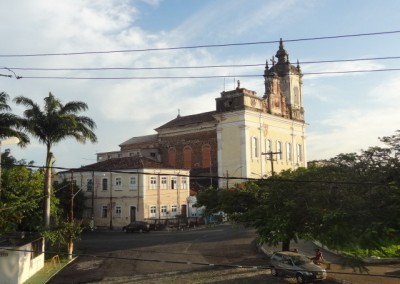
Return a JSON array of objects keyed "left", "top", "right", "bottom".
[
  {"left": 41, "top": 220, "right": 83, "bottom": 260},
  {"left": 14, "top": 93, "right": 97, "bottom": 228},
  {"left": 0, "top": 92, "right": 30, "bottom": 201},
  {"left": 0, "top": 165, "right": 44, "bottom": 233},
  {"left": 50, "top": 179, "right": 86, "bottom": 259},
  {"left": 197, "top": 132, "right": 400, "bottom": 255},
  {"left": 195, "top": 187, "right": 222, "bottom": 215},
  {"left": 53, "top": 179, "right": 86, "bottom": 222}
]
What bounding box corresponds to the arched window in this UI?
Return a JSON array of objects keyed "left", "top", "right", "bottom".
[
  {"left": 294, "top": 86, "right": 300, "bottom": 105},
  {"left": 265, "top": 139, "right": 272, "bottom": 160},
  {"left": 286, "top": 142, "right": 292, "bottom": 161},
  {"left": 202, "top": 144, "right": 211, "bottom": 168},
  {"left": 183, "top": 146, "right": 192, "bottom": 169},
  {"left": 252, "top": 137, "right": 259, "bottom": 158},
  {"left": 276, "top": 141, "right": 282, "bottom": 160},
  {"left": 297, "top": 144, "right": 302, "bottom": 162},
  {"left": 168, "top": 147, "right": 176, "bottom": 167}
]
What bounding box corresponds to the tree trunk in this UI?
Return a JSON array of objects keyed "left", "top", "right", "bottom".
[
  {"left": 282, "top": 239, "right": 290, "bottom": 251},
  {"left": 43, "top": 145, "right": 54, "bottom": 229},
  {"left": 68, "top": 239, "right": 73, "bottom": 260}
]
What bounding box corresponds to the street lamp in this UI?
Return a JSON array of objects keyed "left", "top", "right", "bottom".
[{"left": 0, "top": 137, "right": 20, "bottom": 199}]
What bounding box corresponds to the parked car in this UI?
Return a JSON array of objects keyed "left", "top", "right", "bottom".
[
  {"left": 269, "top": 251, "right": 327, "bottom": 284},
  {"left": 122, "top": 221, "right": 150, "bottom": 233}
]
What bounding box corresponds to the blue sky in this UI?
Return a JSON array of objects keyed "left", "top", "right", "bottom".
[{"left": 1, "top": 0, "right": 400, "bottom": 168}]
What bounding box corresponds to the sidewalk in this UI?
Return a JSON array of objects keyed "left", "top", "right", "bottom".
[{"left": 261, "top": 240, "right": 400, "bottom": 284}]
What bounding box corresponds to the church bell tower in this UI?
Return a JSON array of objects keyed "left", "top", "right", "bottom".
[{"left": 264, "top": 39, "right": 304, "bottom": 121}]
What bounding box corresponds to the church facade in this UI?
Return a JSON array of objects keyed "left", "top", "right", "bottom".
[{"left": 97, "top": 40, "right": 307, "bottom": 189}]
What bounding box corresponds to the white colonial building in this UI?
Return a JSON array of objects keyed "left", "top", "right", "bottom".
[{"left": 57, "top": 156, "right": 190, "bottom": 229}]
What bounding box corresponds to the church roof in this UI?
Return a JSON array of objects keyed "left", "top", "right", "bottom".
[
  {"left": 155, "top": 111, "right": 217, "bottom": 130},
  {"left": 119, "top": 134, "right": 158, "bottom": 146},
  {"left": 76, "top": 156, "right": 170, "bottom": 172}
]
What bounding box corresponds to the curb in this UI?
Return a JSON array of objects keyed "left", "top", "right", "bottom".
[
  {"left": 314, "top": 241, "right": 400, "bottom": 265},
  {"left": 41, "top": 256, "right": 78, "bottom": 284}
]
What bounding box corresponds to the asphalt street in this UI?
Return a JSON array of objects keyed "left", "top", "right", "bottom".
[{"left": 47, "top": 224, "right": 374, "bottom": 283}]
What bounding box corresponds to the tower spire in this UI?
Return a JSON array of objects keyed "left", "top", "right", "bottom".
[{"left": 276, "top": 38, "right": 289, "bottom": 64}]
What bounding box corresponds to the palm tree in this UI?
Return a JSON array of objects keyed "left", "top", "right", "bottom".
[
  {"left": 0, "top": 92, "right": 29, "bottom": 144},
  {"left": 14, "top": 92, "right": 97, "bottom": 228},
  {"left": 0, "top": 92, "right": 29, "bottom": 200}
]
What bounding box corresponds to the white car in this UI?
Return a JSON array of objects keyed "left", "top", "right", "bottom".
[{"left": 270, "top": 251, "right": 327, "bottom": 284}]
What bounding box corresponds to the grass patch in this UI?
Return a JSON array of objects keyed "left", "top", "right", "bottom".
[
  {"left": 25, "top": 255, "right": 71, "bottom": 284},
  {"left": 345, "top": 244, "right": 400, "bottom": 258}
]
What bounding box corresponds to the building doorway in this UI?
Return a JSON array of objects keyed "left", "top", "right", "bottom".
[
  {"left": 180, "top": 205, "right": 187, "bottom": 218},
  {"left": 130, "top": 206, "right": 136, "bottom": 222}
]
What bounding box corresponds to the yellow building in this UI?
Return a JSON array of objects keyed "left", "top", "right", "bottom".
[
  {"left": 215, "top": 39, "right": 306, "bottom": 187},
  {"left": 96, "top": 40, "right": 306, "bottom": 190}
]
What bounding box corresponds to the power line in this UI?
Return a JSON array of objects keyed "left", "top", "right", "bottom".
[
  {"left": 11, "top": 68, "right": 400, "bottom": 80},
  {"left": 3, "top": 55, "right": 400, "bottom": 80},
  {"left": 2, "top": 64, "right": 264, "bottom": 71},
  {"left": 0, "top": 30, "right": 399, "bottom": 57},
  {"left": 3, "top": 55, "right": 400, "bottom": 72},
  {"left": 303, "top": 68, "right": 400, "bottom": 75},
  {"left": 5, "top": 163, "right": 387, "bottom": 186},
  {"left": 0, "top": 180, "right": 71, "bottom": 212},
  {"left": 301, "top": 56, "right": 400, "bottom": 65},
  {"left": 17, "top": 75, "right": 260, "bottom": 80}
]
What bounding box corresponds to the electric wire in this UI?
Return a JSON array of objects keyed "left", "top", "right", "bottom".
[
  {"left": 0, "top": 30, "right": 399, "bottom": 57},
  {"left": 2, "top": 30, "right": 400, "bottom": 79},
  {"left": 2, "top": 162, "right": 388, "bottom": 185},
  {"left": 0, "top": 181, "right": 70, "bottom": 211},
  {"left": 3, "top": 55, "right": 400, "bottom": 72},
  {"left": 0, "top": 161, "right": 388, "bottom": 213},
  {"left": 6, "top": 68, "right": 400, "bottom": 80}
]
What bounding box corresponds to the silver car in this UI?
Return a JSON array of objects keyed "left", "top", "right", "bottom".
[{"left": 270, "top": 251, "right": 327, "bottom": 283}]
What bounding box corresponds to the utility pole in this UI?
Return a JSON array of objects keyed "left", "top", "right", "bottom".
[
  {"left": 70, "top": 171, "right": 74, "bottom": 222},
  {"left": 226, "top": 170, "right": 229, "bottom": 189},
  {"left": 68, "top": 170, "right": 74, "bottom": 260},
  {"left": 91, "top": 171, "right": 94, "bottom": 219},
  {"left": 109, "top": 171, "right": 113, "bottom": 230},
  {"left": 261, "top": 151, "right": 281, "bottom": 176}
]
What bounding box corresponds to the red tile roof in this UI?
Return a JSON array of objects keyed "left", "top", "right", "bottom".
[
  {"left": 76, "top": 156, "right": 172, "bottom": 172},
  {"left": 155, "top": 111, "right": 217, "bottom": 130}
]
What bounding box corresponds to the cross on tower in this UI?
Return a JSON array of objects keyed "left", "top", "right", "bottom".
[{"left": 270, "top": 56, "right": 276, "bottom": 67}]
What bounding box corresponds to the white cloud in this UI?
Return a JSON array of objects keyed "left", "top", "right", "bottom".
[
  {"left": 2, "top": 0, "right": 400, "bottom": 170},
  {"left": 139, "top": 0, "right": 161, "bottom": 7},
  {"left": 303, "top": 60, "right": 384, "bottom": 79},
  {"left": 308, "top": 75, "right": 400, "bottom": 160}
]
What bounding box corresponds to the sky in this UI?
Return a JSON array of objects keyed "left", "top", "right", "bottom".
[{"left": 1, "top": 0, "right": 400, "bottom": 169}]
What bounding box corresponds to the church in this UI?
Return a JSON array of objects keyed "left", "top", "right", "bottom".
[{"left": 97, "top": 39, "right": 307, "bottom": 190}]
